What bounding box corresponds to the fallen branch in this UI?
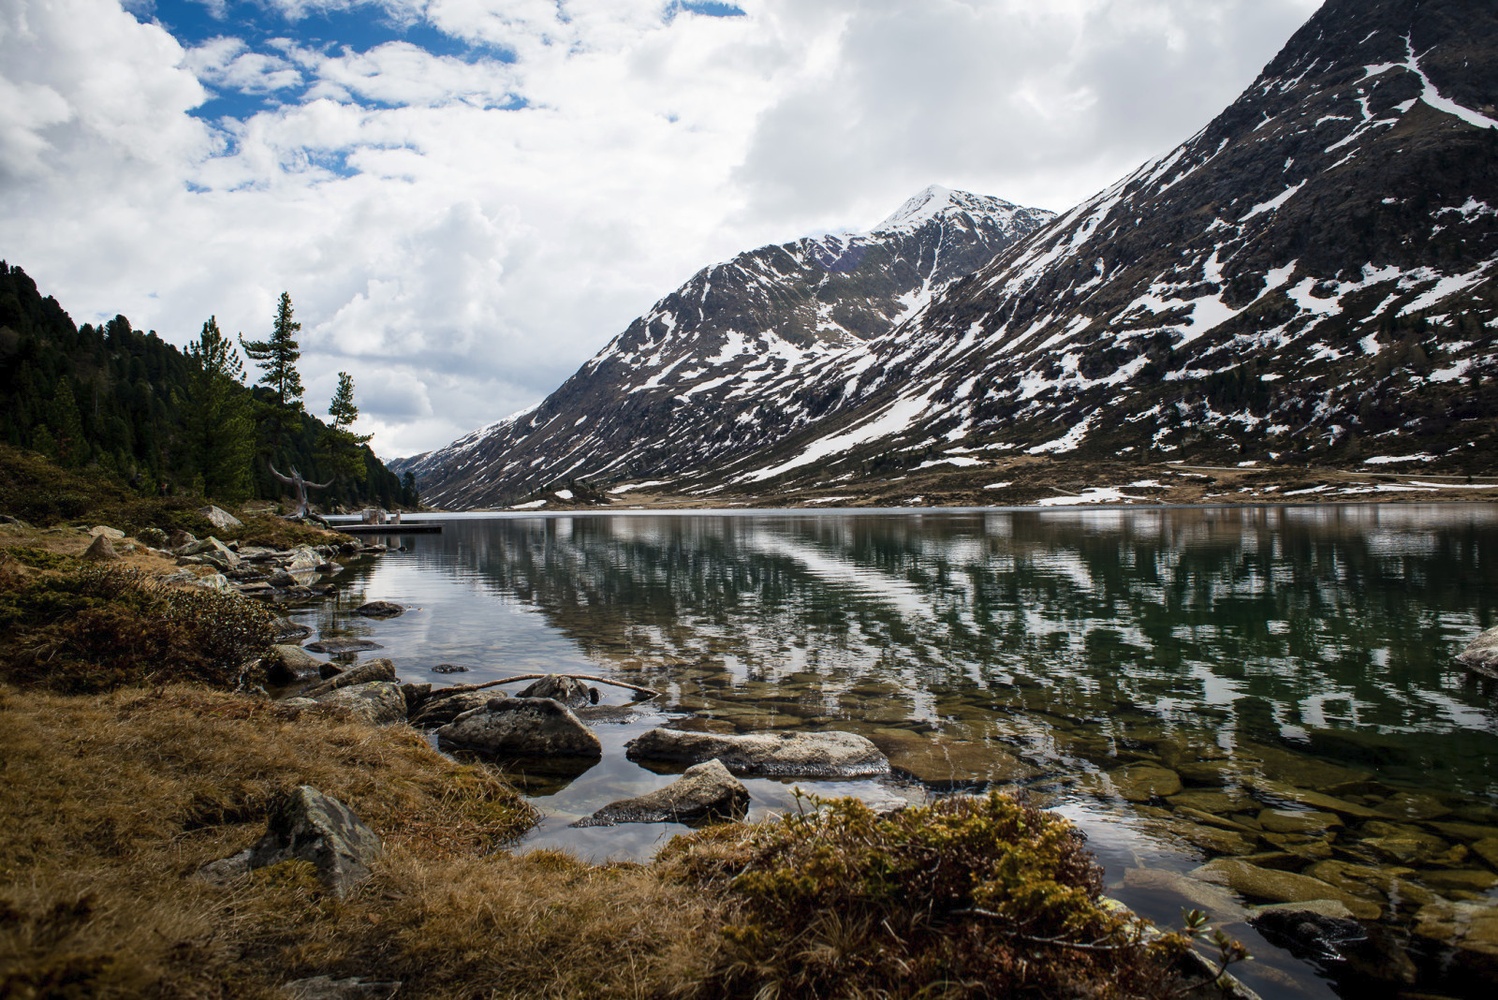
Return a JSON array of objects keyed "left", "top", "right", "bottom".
[{"left": 431, "top": 672, "right": 661, "bottom": 701}]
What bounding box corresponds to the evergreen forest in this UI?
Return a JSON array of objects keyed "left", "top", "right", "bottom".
[{"left": 0, "top": 262, "right": 417, "bottom": 510}]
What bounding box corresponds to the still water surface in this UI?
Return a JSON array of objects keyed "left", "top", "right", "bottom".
[{"left": 302, "top": 505, "right": 1498, "bottom": 998}]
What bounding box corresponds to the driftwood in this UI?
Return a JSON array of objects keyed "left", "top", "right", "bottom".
[{"left": 430, "top": 672, "right": 661, "bottom": 701}]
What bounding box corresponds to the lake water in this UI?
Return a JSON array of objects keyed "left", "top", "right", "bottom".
[{"left": 299, "top": 505, "right": 1498, "bottom": 999}]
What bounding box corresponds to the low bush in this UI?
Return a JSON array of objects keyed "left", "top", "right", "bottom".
[{"left": 661, "top": 792, "right": 1191, "bottom": 998}]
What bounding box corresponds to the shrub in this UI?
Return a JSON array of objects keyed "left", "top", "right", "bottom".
[{"left": 661, "top": 792, "right": 1190, "bottom": 998}]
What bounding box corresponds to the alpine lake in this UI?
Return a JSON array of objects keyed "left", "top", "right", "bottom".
[{"left": 291, "top": 504, "right": 1498, "bottom": 999}]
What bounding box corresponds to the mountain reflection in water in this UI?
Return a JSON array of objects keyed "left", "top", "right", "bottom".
[{"left": 312, "top": 505, "right": 1498, "bottom": 1000}]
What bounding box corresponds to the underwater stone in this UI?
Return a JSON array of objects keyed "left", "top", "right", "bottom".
[{"left": 627, "top": 728, "right": 889, "bottom": 778}]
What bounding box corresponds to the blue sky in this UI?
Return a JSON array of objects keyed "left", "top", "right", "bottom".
[{"left": 4, "top": 0, "right": 1319, "bottom": 457}]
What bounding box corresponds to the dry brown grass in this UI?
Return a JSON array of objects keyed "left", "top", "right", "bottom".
[{"left": 0, "top": 685, "right": 721, "bottom": 999}]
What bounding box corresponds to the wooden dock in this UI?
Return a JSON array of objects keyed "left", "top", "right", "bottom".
[{"left": 337, "top": 522, "right": 443, "bottom": 534}]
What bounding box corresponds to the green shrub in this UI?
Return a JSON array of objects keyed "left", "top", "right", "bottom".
[{"left": 662, "top": 792, "right": 1190, "bottom": 998}]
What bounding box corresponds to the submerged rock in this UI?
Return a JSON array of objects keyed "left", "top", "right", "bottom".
[
  {"left": 200, "top": 785, "right": 381, "bottom": 898},
  {"left": 437, "top": 697, "right": 602, "bottom": 758},
  {"left": 515, "top": 674, "right": 597, "bottom": 709},
  {"left": 355, "top": 600, "right": 405, "bottom": 619},
  {"left": 1413, "top": 900, "right": 1498, "bottom": 976},
  {"left": 626, "top": 728, "right": 889, "bottom": 778},
  {"left": 1456, "top": 625, "right": 1498, "bottom": 680},
  {"left": 1109, "top": 764, "right": 1182, "bottom": 802},
  {"left": 872, "top": 728, "right": 1039, "bottom": 787},
  {"left": 1188, "top": 858, "right": 1381, "bottom": 919},
  {"left": 306, "top": 637, "right": 384, "bottom": 656},
  {"left": 574, "top": 759, "right": 749, "bottom": 827}
]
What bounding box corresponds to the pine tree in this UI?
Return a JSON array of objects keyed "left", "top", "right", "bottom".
[
  {"left": 240, "top": 292, "right": 304, "bottom": 408},
  {"left": 320, "top": 371, "right": 373, "bottom": 489},
  {"left": 187, "top": 316, "right": 254, "bottom": 501}
]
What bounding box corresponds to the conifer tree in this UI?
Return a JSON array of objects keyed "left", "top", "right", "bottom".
[
  {"left": 320, "top": 371, "right": 373, "bottom": 487},
  {"left": 240, "top": 292, "right": 304, "bottom": 408},
  {"left": 187, "top": 316, "right": 254, "bottom": 501}
]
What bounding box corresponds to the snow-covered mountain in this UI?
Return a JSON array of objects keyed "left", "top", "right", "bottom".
[
  {"left": 405, "top": 0, "right": 1498, "bottom": 509},
  {"left": 395, "top": 187, "right": 1054, "bottom": 507}
]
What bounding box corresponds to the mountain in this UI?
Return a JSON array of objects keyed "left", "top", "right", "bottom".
[
  {"left": 406, "top": 0, "right": 1498, "bottom": 509},
  {"left": 394, "top": 187, "right": 1055, "bottom": 507},
  {"left": 676, "top": 0, "right": 1498, "bottom": 495}
]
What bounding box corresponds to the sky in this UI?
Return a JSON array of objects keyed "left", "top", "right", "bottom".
[{"left": 1, "top": 0, "right": 1323, "bottom": 459}]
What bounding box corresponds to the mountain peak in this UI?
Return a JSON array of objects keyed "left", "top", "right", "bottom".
[{"left": 872, "top": 185, "right": 1022, "bottom": 233}]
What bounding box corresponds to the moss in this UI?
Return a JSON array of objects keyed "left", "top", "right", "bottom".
[{"left": 662, "top": 793, "right": 1189, "bottom": 998}]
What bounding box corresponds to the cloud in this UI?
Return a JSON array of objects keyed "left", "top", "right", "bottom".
[{"left": 1, "top": 0, "right": 1323, "bottom": 460}]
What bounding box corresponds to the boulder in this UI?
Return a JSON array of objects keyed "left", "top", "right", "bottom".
[
  {"left": 1249, "top": 901, "right": 1371, "bottom": 966},
  {"left": 432, "top": 663, "right": 470, "bottom": 674},
  {"left": 82, "top": 533, "right": 119, "bottom": 562},
  {"left": 626, "top": 728, "right": 889, "bottom": 778},
  {"left": 1109, "top": 763, "right": 1182, "bottom": 802},
  {"left": 1413, "top": 900, "right": 1498, "bottom": 972},
  {"left": 283, "top": 546, "right": 323, "bottom": 573},
  {"left": 270, "top": 617, "right": 313, "bottom": 643},
  {"left": 1456, "top": 625, "right": 1498, "bottom": 680},
  {"left": 1188, "top": 859, "right": 1381, "bottom": 919},
  {"left": 355, "top": 600, "right": 405, "bottom": 619},
  {"left": 314, "top": 682, "right": 408, "bottom": 725},
  {"left": 200, "top": 785, "right": 381, "bottom": 898},
  {"left": 515, "top": 674, "right": 597, "bottom": 708},
  {"left": 89, "top": 525, "right": 126, "bottom": 539},
  {"left": 135, "top": 526, "right": 169, "bottom": 547},
  {"left": 194, "top": 573, "right": 231, "bottom": 591},
  {"left": 265, "top": 644, "right": 329, "bottom": 685},
  {"left": 306, "top": 637, "right": 384, "bottom": 656},
  {"left": 303, "top": 658, "right": 397, "bottom": 698},
  {"left": 167, "top": 529, "right": 196, "bottom": 549},
  {"left": 437, "top": 697, "right": 601, "bottom": 758},
  {"left": 282, "top": 976, "right": 401, "bottom": 1000},
  {"left": 575, "top": 759, "right": 749, "bottom": 827},
  {"left": 198, "top": 505, "right": 243, "bottom": 531},
  {"left": 409, "top": 690, "right": 498, "bottom": 728},
  {"left": 400, "top": 682, "right": 431, "bottom": 713}
]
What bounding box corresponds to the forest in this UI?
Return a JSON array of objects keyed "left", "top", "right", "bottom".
[{"left": 0, "top": 262, "right": 416, "bottom": 511}]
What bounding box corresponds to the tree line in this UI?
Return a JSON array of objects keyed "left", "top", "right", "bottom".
[{"left": 0, "top": 262, "right": 417, "bottom": 510}]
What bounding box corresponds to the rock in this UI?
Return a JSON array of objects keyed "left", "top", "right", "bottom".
[
  {"left": 1166, "top": 819, "right": 1260, "bottom": 856},
  {"left": 1359, "top": 820, "right": 1452, "bottom": 866},
  {"left": 1420, "top": 868, "right": 1498, "bottom": 893},
  {"left": 270, "top": 617, "right": 313, "bottom": 643},
  {"left": 306, "top": 637, "right": 384, "bottom": 655},
  {"left": 135, "top": 526, "right": 169, "bottom": 547},
  {"left": 194, "top": 573, "right": 231, "bottom": 591},
  {"left": 303, "top": 659, "right": 397, "bottom": 698},
  {"left": 1260, "top": 831, "right": 1335, "bottom": 860},
  {"left": 319, "top": 662, "right": 344, "bottom": 680},
  {"left": 1375, "top": 790, "right": 1450, "bottom": 821},
  {"left": 201, "top": 786, "right": 381, "bottom": 898},
  {"left": 82, "top": 533, "right": 119, "bottom": 562},
  {"left": 1248, "top": 901, "right": 1371, "bottom": 967},
  {"left": 167, "top": 529, "right": 196, "bottom": 549},
  {"left": 872, "top": 729, "right": 1039, "bottom": 787},
  {"left": 1456, "top": 625, "right": 1498, "bottom": 680},
  {"left": 1188, "top": 859, "right": 1382, "bottom": 919},
  {"left": 265, "top": 644, "right": 329, "bottom": 685},
  {"left": 198, "top": 505, "right": 243, "bottom": 531},
  {"left": 574, "top": 759, "right": 750, "bottom": 827},
  {"left": 89, "top": 525, "right": 126, "bottom": 539},
  {"left": 1245, "top": 779, "right": 1382, "bottom": 819},
  {"left": 1413, "top": 900, "right": 1498, "bottom": 974},
  {"left": 409, "top": 690, "right": 498, "bottom": 728},
  {"left": 355, "top": 600, "right": 405, "bottom": 619},
  {"left": 1167, "top": 789, "right": 1254, "bottom": 815},
  {"left": 1471, "top": 837, "right": 1498, "bottom": 869},
  {"left": 1109, "top": 764, "right": 1182, "bottom": 802},
  {"left": 282, "top": 976, "right": 401, "bottom": 1000},
  {"left": 1257, "top": 808, "right": 1343, "bottom": 834},
  {"left": 400, "top": 682, "right": 431, "bottom": 712},
  {"left": 626, "top": 728, "right": 889, "bottom": 778},
  {"left": 283, "top": 546, "right": 323, "bottom": 573},
  {"left": 432, "top": 663, "right": 470, "bottom": 674},
  {"left": 314, "top": 682, "right": 408, "bottom": 725},
  {"left": 437, "top": 697, "right": 602, "bottom": 759},
  {"left": 268, "top": 568, "right": 299, "bottom": 588},
  {"left": 1120, "top": 867, "right": 1247, "bottom": 922},
  {"left": 515, "top": 674, "right": 597, "bottom": 708}
]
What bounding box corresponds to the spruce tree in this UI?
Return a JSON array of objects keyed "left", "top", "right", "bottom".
[
  {"left": 240, "top": 292, "right": 304, "bottom": 408},
  {"left": 320, "top": 371, "right": 373, "bottom": 489},
  {"left": 187, "top": 316, "right": 254, "bottom": 501}
]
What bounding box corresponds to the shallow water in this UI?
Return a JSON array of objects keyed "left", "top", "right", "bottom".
[{"left": 299, "top": 504, "right": 1498, "bottom": 999}]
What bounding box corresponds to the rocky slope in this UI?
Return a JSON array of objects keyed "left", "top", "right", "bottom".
[{"left": 394, "top": 188, "right": 1054, "bottom": 507}]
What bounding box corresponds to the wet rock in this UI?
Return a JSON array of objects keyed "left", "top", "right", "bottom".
[
  {"left": 1246, "top": 780, "right": 1382, "bottom": 819},
  {"left": 265, "top": 644, "right": 329, "bottom": 686},
  {"left": 515, "top": 674, "right": 597, "bottom": 708},
  {"left": 437, "top": 697, "right": 602, "bottom": 759},
  {"left": 198, "top": 505, "right": 243, "bottom": 531},
  {"left": 1260, "top": 831, "right": 1334, "bottom": 860},
  {"left": 270, "top": 617, "right": 313, "bottom": 643},
  {"left": 1421, "top": 868, "right": 1498, "bottom": 893},
  {"left": 1257, "top": 808, "right": 1343, "bottom": 834},
  {"left": 409, "top": 690, "right": 498, "bottom": 728},
  {"left": 200, "top": 785, "right": 381, "bottom": 898},
  {"left": 1167, "top": 789, "right": 1254, "bottom": 815},
  {"left": 1172, "top": 806, "right": 1261, "bottom": 835},
  {"left": 82, "top": 533, "right": 119, "bottom": 562},
  {"left": 1120, "top": 867, "right": 1247, "bottom": 922},
  {"left": 1471, "top": 837, "right": 1498, "bottom": 869},
  {"left": 282, "top": 976, "right": 401, "bottom": 1000},
  {"left": 1249, "top": 899, "right": 1365, "bottom": 961},
  {"left": 1374, "top": 790, "right": 1450, "bottom": 821},
  {"left": 872, "top": 729, "right": 1039, "bottom": 787},
  {"left": 573, "top": 759, "right": 749, "bottom": 827},
  {"left": 1359, "top": 820, "right": 1452, "bottom": 866},
  {"left": 1188, "top": 859, "right": 1382, "bottom": 919},
  {"left": 303, "top": 659, "right": 397, "bottom": 698},
  {"left": 306, "top": 637, "right": 383, "bottom": 655},
  {"left": 431, "top": 663, "right": 470, "bottom": 674},
  {"left": 355, "top": 600, "right": 405, "bottom": 619},
  {"left": 1167, "top": 819, "right": 1260, "bottom": 856},
  {"left": 399, "top": 682, "right": 431, "bottom": 713},
  {"left": 1109, "top": 764, "right": 1182, "bottom": 802},
  {"left": 1412, "top": 900, "right": 1498, "bottom": 974},
  {"left": 626, "top": 728, "right": 889, "bottom": 778},
  {"left": 314, "top": 682, "right": 407, "bottom": 725},
  {"left": 1456, "top": 625, "right": 1498, "bottom": 680}
]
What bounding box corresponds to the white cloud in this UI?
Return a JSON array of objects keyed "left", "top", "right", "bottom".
[{"left": 0, "top": 0, "right": 1322, "bottom": 459}]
